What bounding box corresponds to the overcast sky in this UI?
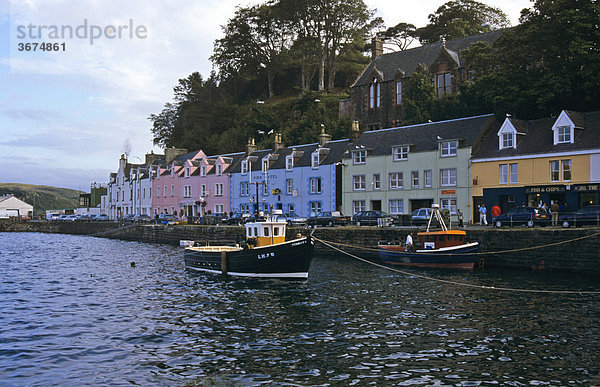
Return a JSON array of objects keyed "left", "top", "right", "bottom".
[{"left": 0, "top": 0, "right": 531, "bottom": 191}]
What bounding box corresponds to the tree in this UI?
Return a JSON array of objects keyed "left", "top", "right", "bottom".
[
  {"left": 402, "top": 64, "right": 436, "bottom": 124},
  {"left": 377, "top": 22, "right": 417, "bottom": 51},
  {"left": 417, "top": 0, "right": 510, "bottom": 44}
]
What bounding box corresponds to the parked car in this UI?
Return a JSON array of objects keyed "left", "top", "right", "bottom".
[
  {"left": 275, "top": 212, "right": 307, "bottom": 226},
  {"left": 559, "top": 205, "right": 600, "bottom": 228},
  {"left": 493, "top": 206, "right": 549, "bottom": 228},
  {"left": 307, "top": 211, "right": 350, "bottom": 227},
  {"left": 122, "top": 214, "right": 136, "bottom": 222},
  {"left": 78, "top": 214, "right": 94, "bottom": 221},
  {"left": 133, "top": 214, "right": 152, "bottom": 223},
  {"left": 158, "top": 214, "right": 178, "bottom": 225},
  {"left": 223, "top": 213, "right": 250, "bottom": 225},
  {"left": 410, "top": 208, "right": 433, "bottom": 225},
  {"left": 57, "top": 214, "right": 78, "bottom": 221},
  {"left": 93, "top": 214, "right": 109, "bottom": 221},
  {"left": 352, "top": 210, "right": 394, "bottom": 226}
]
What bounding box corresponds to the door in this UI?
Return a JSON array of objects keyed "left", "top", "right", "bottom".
[{"left": 371, "top": 200, "right": 382, "bottom": 211}]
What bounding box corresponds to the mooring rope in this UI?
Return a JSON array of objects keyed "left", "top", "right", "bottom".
[
  {"left": 312, "top": 235, "right": 600, "bottom": 295},
  {"left": 314, "top": 231, "right": 600, "bottom": 256}
]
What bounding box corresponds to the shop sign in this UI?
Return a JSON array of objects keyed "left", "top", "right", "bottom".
[
  {"left": 441, "top": 190, "right": 456, "bottom": 195},
  {"left": 524, "top": 185, "right": 565, "bottom": 194},
  {"left": 572, "top": 184, "right": 599, "bottom": 192}
]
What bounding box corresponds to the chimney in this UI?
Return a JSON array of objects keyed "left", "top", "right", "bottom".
[
  {"left": 119, "top": 154, "right": 127, "bottom": 169},
  {"left": 351, "top": 120, "right": 361, "bottom": 142},
  {"left": 164, "top": 147, "right": 187, "bottom": 165},
  {"left": 372, "top": 38, "right": 383, "bottom": 60},
  {"left": 246, "top": 138, "right": 257, "bottom": 154},
  {"left": 319, "top": 126, "right": 332, "bottom": 147},
  {"left": 145, "top": 150, "right": 162, "bottom": 166},
  {"left": 273, "top": 133, "right": 284, "bottom": 152}
]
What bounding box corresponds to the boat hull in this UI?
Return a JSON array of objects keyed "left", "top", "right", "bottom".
[
  {"left": 184, "top": 237, "right": 314, "bottom": 279},
  {"left": 378, "top": 242, "right": 480, "bottom": 269}
]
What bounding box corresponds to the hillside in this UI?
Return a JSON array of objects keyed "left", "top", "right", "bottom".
[{"left": 0, "top": 183, "right": 82, "bottom": 215}]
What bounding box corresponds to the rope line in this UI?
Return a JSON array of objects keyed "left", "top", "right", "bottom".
[
  {"left": 314, "top": 230, "right": 600, "bottom": 256},
  {"left": 313, "top": 236, "right": 600, "bottom": 295}
]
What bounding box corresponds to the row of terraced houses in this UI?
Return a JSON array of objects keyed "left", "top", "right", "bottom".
[{"left": 103, "top": 33, "right": 600, "bottom": 223}]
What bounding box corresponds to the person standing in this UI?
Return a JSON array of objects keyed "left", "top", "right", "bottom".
[
  {"left": 479, "top": 204, "right": 488, "bottom": 226},
  {"left": 491, "top": 203, "right": 501, "bottom": 219},
  {"left": 551, "top": 200, "right": 559, "bottom": 226},
  {"left": 405, "top": 232, "right": 414, "bottom": 251},
  {"left": 457, "top": 209, "right": 464, "bottom": 228}
]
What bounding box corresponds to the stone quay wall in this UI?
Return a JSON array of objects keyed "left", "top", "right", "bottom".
[{"left": 1, "top": 220, "right": 599, "bottom": 274}]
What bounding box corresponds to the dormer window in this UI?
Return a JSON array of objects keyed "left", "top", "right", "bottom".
[
  {"left": 497, "top": 119, "right": 518, "bottom": 150},
  {"left": 502, "top": 133, "right": 514, "bottom": 149},
  {"left": 557, "top": 126, "right": 571, "bottom": 143},
  {"left": 185, "top": 167, "right": 190, "bottom": 178},
  {"left": 395, "top": 80, "right": 402, "bottom": 105},
  {"left": 200, "top": 165, "right": 206, "bottom": 177},
  {"left": 241, "top": 160, "right": 248, "bottom": 175},
  {"left": 353, "top": 150, "right": 366, "bottom": 164},
  {"left": 262, "top": 158, "right": 269, "bottom": 173},
  {"left": 286, "top": 155, "right": 293, "bottom": 171},
  {"left": 393, "top": 146, "right": 409, "bottom": 161},
  {"left": 216, "top": 164, "right": 222, "bottom": 175},
  {"left": 440, "top": 141, "right": 458, "bottom": 157},
  {"left": 312, "top": 152, "right": 320, "bottom": 169}
]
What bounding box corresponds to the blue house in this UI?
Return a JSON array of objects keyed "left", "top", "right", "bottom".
[{"left": 229, "top": 132, "right": 351, "bottom": 217}]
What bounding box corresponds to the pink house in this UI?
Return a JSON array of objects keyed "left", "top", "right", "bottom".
[{"left": 195, "top": 152, "right": 245, "bottom": 216}]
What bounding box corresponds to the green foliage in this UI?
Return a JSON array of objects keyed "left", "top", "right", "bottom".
[
  {"left": 402, "top": 64, "right": 436, "bottom": 124},
  {"left": 0, "top": 183, "right": 81, "bottom": 215},
  {"left": 417, "top": 0, "right": 510, "bottom": 44}
]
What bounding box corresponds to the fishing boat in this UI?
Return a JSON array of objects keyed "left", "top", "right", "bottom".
[
  {"left": 183, "top": 213, "right": 314, "bottom": 279},
  {"left": 378, "top": 205, "right": 480, "bottom": 269}
]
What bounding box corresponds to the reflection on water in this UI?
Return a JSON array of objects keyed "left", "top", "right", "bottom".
[{"left": 0, "top": 232, "right": 599, "bottom": 385}]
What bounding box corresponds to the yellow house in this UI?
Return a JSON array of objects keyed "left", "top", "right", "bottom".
[{"left": 471, "top": 110, "right": 600, "bottom": 215}]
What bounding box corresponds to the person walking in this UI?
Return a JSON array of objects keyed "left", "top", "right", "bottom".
[
  {"left": 551, "top": 200, "right": 559, "bottom": 226},
  {"left": 479, "top": 204, "right": 488, "bottom": 226},
  {"left": 457, "top": 209, "right": 464, "bottom": 228}
]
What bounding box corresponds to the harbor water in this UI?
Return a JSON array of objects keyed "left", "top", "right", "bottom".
[{"left": 1, "top": 232, "right": 599, "bottom": 385}]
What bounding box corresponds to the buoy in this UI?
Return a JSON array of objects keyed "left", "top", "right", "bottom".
[{"left": 130, "top": 261, "right": 136, "bottom": 267}]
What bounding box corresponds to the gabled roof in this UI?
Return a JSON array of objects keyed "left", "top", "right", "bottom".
[
  {"left": 345, "top": 114, "right": 496, "bottom": 157},
  {"left": 472, "top": 110, "right": 600, "bottom": 159},
  {"left": 353, "top": 30, "right": 503, "bottom": 87}
]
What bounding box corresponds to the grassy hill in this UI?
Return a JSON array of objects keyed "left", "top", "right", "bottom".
[{"left": 0, "top": 183, "right": 82, "bottom": 215}]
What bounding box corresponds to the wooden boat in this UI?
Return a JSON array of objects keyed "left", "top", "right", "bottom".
[
  {"left": 378, "top": 205, "right": 480, "bottom": 269},
  {"left": 183, "top": 215, "right": 314, "bottom": 279}
]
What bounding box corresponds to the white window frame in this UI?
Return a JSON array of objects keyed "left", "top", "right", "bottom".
[
  {"left": 286, "top": 155, "right": 293, "bottom": 171},
  {"left": 262, "top": 158, "right": 269, "bottom": 173},
  {"left": 411, "top": 171, "right": 419, "bottom": 188},
  {"left": 550, "top": 160, "right": 560, "bottom": 182},
  {"left": 353, "top": 150, "right": 366, "bottom": 164},
  {"left": 352, "top": 200, "right": 366, "bottom": 214},
  {"left": 310, "top": 177, "right": 322, "bottom": 194},
  {"left": 557, "top": 126, "right": 571, "bottom": 144},
  {"left": 440, "top": 141, "right": 458, "bottom": 157},
  {"left": 562, "top": 159, "right": 572, "bottom": 181},
  {"left": 163, "top": 185, "right": 167, "bottom": 198},
  {"left": 424, "top": 170, "right": 432, "bottom": 188},
  {"left": 171, "top": 184, "right": 175, "bottom": 197},
  {"left": 312, "top": 152, "right": 320, "bottom": 169},
  {"left": 241, "top": 160, "right": 248, "bottom": 175},
  {"left": 393, "top": 146, "right": 409, "bottom": 161},
  {"left": 286, "top": 179, "right": 293, "bottom": 195},
  {"left": 499, "top": 164, "right": 508, "bottom": 184},
  {"left": 215, "top": 183, "right": 223, "bottom": 197},
  {"left": 389, "top": 199, "right": 403, "bottom": 215},
  {"left": 372, "top": 174, "right": 380, "bottom": 190},
  {"left": 510, "top": 163, "right": 518, "bottom": 184},
  {"left": 200, "top": 165, "right": 207, "bottom": 177},
  {"left": 201, "top": 184, "right": 207, "bottom": 197},
  {"left": 214, "top": 204, "right": 224, "bottom": 214},
  {"left": 440, "top": 198, "right": 457, "bottom": 215},
  {"left": 216, "top": 164, "right": 222, "bottom": 176},
  {"left": 185, "top": 167, "right": 190, "bottom": 178},
  {"left": 395, "top": 80, "right": 402, "bottom": 105},
  {"left": 440, "top": 168, "right": 457, "bottom": 186},
  {"left": 353, "top": 175, "right": 366, "bottom": 191},
  {"left": 389, "top": 172, "right": 403, "bottom": 189}
]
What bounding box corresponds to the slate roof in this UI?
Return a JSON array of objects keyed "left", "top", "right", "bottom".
[
  {"left": 344, "top": 114, "right": 497, "bottom": 157},
  {"left": 229, "top": 139, "right": 352, "bottom": 173},
  {"left": 473, "top": 110, "right": 600, "bottom": 159},
  {"left": 353, "top": 30, "right": 504, "bottom": 87}
]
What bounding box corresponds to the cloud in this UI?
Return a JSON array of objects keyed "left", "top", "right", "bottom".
[{"left": 0, "top": 107, "right": 64, "bottom": 123}]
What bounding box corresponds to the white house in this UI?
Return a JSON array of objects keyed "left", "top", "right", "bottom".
[{"left": 0, "top": 195, "right": 34, "bottom": 218}]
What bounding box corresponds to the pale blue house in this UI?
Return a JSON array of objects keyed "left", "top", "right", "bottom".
[{"left": 230, "top": 132, "right": 351, "bottom": 217}]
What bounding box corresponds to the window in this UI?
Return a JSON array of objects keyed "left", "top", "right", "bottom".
[
  {"left": 353, "top": 200, "right": 366, "bottom": 214},
  {"left": 200, "top": 165, "right": 206, "bottom": 177},
  {"left": 440, "top": 168, "right": 457, "bottom": 186},
  {"left": 353, "top": 175, "right": 366, "bottom": 190},
  {"left": 499, "top": 164, "right": 508, "bottom": 184},
  {"left": 440, "top": 141, "right": 458, "bottom": 157},
  {"left": 148, "top": 188, "right": 151, "bottom": 198},
  {"left": 411, "top": 171, "right": 419, "bottom": 188},
  {"left": 309, "top": 201, "right": 322, "bottom": 216},
  {"left": 215, "top": 183, "right": 223, "bottom": 197},
  {"left": 502, "top": 133, "right": 514, "bottom": 149},
  {"left": 395, "top": 80, "right": 402, "bottom": 105},
  {"left": 312, "top": 152, "right": 320, "bottom": 168},
  {"left": 240, "top": 203, "right": 250, "bottom": 213},
  {"left": 310, "top": 177, "right": 322, "bottom": 193},
  {"left": 369, "top": 79, "right": 380, "bottom": 109},
  {"left": 214, "top": 204, "right": 224, "bottom": 214},
  {"left": 262, "top": 159, "right": 269, "bottom": 173},
  {"left": 389, "top": 172, "right": 403, "bottom": 189},
  {"left": 201, "top": 184, "right": 206, "bottom": 197},
  {"left": 389, "top": 199, "right": 403, "bottom": 214},
  {"left": 170, "top": 184, "right": 175, "bottom": 197},
  {"left": 393, "top": 146, "right": 409, "bottom": 161},
  {"left": 441, "top": 198, "right": 457, "bottom": 215},
  {"left": 240, "top": 182, "right": 249, "bottom": 196},
  {"left": 163, "top": 185, "right": 167, "bottom": 197},
  {"left": 185, "top": 167, "right": 190, "bottom": 178},
  {"left": 241, "top": 160, "right": 248, "bottom": 175},
  {"left": 557, "top": 126, "right": 571, "bottom": 143},
  {"left": 373, "top": 174, "right": 380, "bottom": 190},
  {"left": 184, "top": 185, "right": 191, "bottom": 198},
  {"left": 288, "top": 204, "right": 295, "bottom": 213},
  {"left": 286, "top": 155, "right": 293, "bottom": 170},
  {"left": 353, "top": 150, "right": 366, "bottom": 164},
  {"left": 436, "top": 72, "right": 451, "bottom": 97},
  {"left": 216, "top": 164, "right": 222, "bottom": 176},
  {"left": 562, "top": 160, "right": 572, "bottom": 181},
  {"left": 286, "top": 179, "right": 293, "bottom": 195},
  {"left": 424, "top": 170, "right": 432, "bottom": 188},
  {"left": 510, "top": 163, "right": 518, "bottom": 184},
  {"left": 550, "top": 161, "right": 560, "bottom": 182},
  {"left": 263, "top": 183, "right": 269, "bottom": 196},
  {"left": 157, "top": 186, "right": 160, "bottom": 198}
]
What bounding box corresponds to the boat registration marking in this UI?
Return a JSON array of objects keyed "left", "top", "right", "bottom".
[{"left": 258, "top": 252, "right": 275, "bottom": 260}]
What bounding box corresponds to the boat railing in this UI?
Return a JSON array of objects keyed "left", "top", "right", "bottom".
[{"left": 194, "top": 240, "right": 238, "bottom": 247}]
